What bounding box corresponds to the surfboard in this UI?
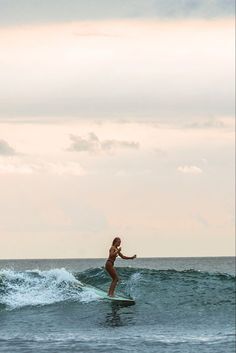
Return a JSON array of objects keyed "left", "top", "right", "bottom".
[{"left": 86, "top": 285, "right": 135, "bottom": 304}]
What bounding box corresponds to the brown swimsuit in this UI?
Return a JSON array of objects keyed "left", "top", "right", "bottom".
[
  {"left": 106, "top": 259, "right": 114, "bottom": 266},
  {"left": 106, "top": 247, "right": 118, "bottom": 268}
]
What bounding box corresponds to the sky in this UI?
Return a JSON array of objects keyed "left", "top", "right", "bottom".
[{"left": 0, "top": 0, "right": 235, "bottom": 259}]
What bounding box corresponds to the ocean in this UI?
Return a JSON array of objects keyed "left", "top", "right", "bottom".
[{"left": 0, "top": 257, "right": 235, "bottom": 353}]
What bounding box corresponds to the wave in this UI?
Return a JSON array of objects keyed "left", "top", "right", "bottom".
[
  {"left": 0, "top": 268, "right": 102, "bottom": 310},
  {"left": 0, "top": 267, "right": 235, "bottom": 310}
]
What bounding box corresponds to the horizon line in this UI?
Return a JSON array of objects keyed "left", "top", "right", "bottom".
[{"left": 0, "top": 255, "right": 235, "bottom": 261}]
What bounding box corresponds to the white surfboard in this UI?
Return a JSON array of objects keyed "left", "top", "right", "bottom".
[{"left": 86, "top": 285, "right": 135, "bottom": 304}]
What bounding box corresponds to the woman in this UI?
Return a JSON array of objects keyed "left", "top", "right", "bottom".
[{"left": 105, "top": 237, "right": 136, "bottom": 297}]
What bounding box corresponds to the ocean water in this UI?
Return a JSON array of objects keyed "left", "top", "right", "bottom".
[{"left": 0, "top": 257, "right": 235, "bottom": 353}]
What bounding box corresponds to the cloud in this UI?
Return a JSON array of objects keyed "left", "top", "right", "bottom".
[
  {"left": 177, "top": 165, "right": 203, "bottom": 174},
  {"left": 0, "top": 0, "right": 234, "bottom": 26},
  {"left": 184, "top": 118, "right": 225, "bottom": 129},
  {"left": 0, "top": 159, "right": 84, "bottom": 176},
  {"left": 67, "top": 132, "right": 139, "bottom": 154},
  {"left": 0, "top": 19, "right": 234, "bottom": 122},
  {"left": 101, "top": 139, "right": 139, "bottom": 151},
  {"left": 194, "top": 213, "right": 209, "bottom": 227},
  {"left": 0, "top": 139, "right": 16, "bottom": 156}
]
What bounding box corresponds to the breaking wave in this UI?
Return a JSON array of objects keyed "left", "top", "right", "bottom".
[{"left": 0, "top": 267, "right": 235, "bottom": 311}]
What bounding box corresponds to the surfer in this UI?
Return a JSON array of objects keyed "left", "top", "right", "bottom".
[{"left": 105, "top": 237, "right": 136, "bottom": 297}]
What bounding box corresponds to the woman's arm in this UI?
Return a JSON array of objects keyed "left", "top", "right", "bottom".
[{"left": 118, "top": 251, "right": 136, "bottom": 260}]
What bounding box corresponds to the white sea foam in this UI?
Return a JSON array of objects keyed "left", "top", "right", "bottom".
[
  {"left": 125, "top": 272, "right": 142, "bottom": 299},
  {"left": 0, "top": 268, "right": 99, "bottom": 309}
]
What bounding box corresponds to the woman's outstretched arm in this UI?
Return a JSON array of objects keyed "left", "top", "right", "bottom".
[{"left": 118, "top": 250, "right": 136, "bottom": 260}]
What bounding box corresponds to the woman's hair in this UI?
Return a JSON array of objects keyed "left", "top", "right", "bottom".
[{"left": 112, "top": 237, "right": 121, "bottom": 246}]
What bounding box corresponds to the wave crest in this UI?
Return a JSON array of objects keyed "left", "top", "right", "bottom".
[
  {"left": 0, "top": 267, "right": 234, "bottom": 310},
  {"left": 0, "top": 268, "right": 94, "bottom": 310}
]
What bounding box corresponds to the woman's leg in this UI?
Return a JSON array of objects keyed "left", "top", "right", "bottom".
[{"left": 106, "top": 264, "right": 119, "bottom": 296}]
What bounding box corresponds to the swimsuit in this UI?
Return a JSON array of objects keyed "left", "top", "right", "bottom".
[{"left": 106, "top": 259, "right": 115, "bottom": 266}]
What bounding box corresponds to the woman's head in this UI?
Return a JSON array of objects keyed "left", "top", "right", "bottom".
[{"left": 112, "top": 237, "right": 121, "bottom": 246}]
